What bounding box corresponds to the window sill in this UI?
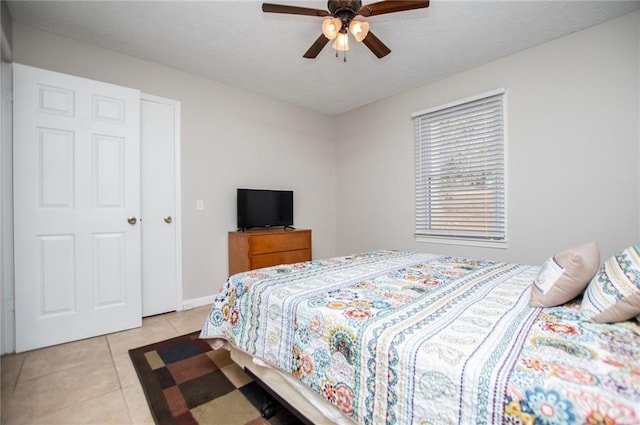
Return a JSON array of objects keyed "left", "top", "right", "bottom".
[{"left": 415, "top": 235, "right": 508, "bottom": 249}]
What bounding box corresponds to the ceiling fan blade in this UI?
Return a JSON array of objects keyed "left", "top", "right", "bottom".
[
  {"left": 303, "top": 34, "right": 330, "bottom": 58},
  {"left": 362, "top": 31, "right": 391, "bottom": 58},
  {"left": 262, "top": 3, "right": 330, "bottom": 17},
  {"left": 358, "top": 0, "right": 429, "bottom": 17}
]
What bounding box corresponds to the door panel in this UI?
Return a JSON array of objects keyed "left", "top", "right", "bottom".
[
  {"left": 140, "top": 95, "right": 180, "bottom": 317},
  {"left": 14, "top": 63, "right": 142, "bottom": 352},
  {"left": 94, "top": 233, "right": 125, "bottom": 307},
  {"left": 39, "top": 128, "right": 74, "bottom": 207},
  {"left": 94, "top": 134, "right": 124, "bottom": 207},
  {"left": 40, "top": 235, "right": 75, "bottom": 314}
]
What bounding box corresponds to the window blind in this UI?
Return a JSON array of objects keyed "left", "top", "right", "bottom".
[{"left": 414, "top": 91, "right": 505, "bottom": 241}]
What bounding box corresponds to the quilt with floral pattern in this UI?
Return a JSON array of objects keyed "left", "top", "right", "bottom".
[{"left": 200, "top": 250, "right": 640, "bottom": 424}]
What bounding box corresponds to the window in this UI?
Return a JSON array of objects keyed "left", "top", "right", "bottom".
[{"left": 413, "top": 89, "right": 505, "bottom": 244}]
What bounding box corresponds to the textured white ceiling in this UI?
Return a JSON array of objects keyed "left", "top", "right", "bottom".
[{"left": 7, "top": 0, "right": 640, "bottom": 115}]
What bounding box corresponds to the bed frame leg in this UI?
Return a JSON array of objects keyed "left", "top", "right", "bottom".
[
  {"left": 244, "top": 366, "right": 313, "bottom": 424},
  {"left": 260, "top": 398, "right": 276, "bottom": 419}
]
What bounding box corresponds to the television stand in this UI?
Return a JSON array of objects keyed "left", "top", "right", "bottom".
[{"left": 228, "top": 228, "right": 312, "bottom": 275}]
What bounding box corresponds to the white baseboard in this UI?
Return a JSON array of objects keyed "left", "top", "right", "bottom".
[{"left": 182, "top": 294, "right": 215, "bottom": 311}]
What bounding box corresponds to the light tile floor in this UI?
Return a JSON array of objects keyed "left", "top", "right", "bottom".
[{"left": 1, "top": 305, "right": 212, "bottom": 425}]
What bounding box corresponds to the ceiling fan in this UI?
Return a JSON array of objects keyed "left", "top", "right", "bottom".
[{"left": 262, "top": 1, "right": 430, "bottom": 60}]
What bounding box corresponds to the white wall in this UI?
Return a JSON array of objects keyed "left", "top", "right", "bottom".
[
  {"left": 9, "top": 10, "right": 640, "bottom": 306},
  {"left": 335, "top": 11, "right": 640, "bottom": 265},
  {"left": 638, "top": 11, "right": 640, "bottom": 241},
  {"left": 12, "top": 23, "right": 337, "bottom": 301}
]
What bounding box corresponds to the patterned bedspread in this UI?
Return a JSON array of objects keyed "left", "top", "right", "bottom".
[{"left": 200, "top": 250, "right": 640, "bottom": 424}]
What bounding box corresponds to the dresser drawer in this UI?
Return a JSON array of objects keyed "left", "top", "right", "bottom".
[
  {"left": 250, "top": 231, "right": 311, "bottom": 255},
  {"left": 250, "top": 249, "right": 311, "bottom": 270},
  {"left": 228, "top": 229, "right": 312, "bottom": 276}
]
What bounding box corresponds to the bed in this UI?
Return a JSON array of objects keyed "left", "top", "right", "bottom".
[{"left": 200, "top": 248, "right": 640, "bottom": 424}]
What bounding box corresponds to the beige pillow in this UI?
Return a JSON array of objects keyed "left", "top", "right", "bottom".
[
  {"left": 580, "top": 243, "right": 640, "bottom": 323},
  {"left": 530, "top": 242, "right": 600, "bottom": 307}
]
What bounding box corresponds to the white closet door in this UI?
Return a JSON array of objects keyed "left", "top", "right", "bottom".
[
  {"left": 141, "top": 95, "right": 181, "bottom": 316},
  {"left": 13, "top": 64, "right": 142, "bottom": 352}
]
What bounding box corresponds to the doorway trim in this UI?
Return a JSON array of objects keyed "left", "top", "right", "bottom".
[{"left": 0, "top": 24, "right": 13, "bottom": 355}]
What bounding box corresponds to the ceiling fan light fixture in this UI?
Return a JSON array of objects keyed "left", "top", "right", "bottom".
[
  {"left": 332, "top": 32, "right": 350, "bottom": 51},
  {"left": 348, "top": 20, "right": 369, "bottom": 42},
  {"left": 321, "top": 17, "right": 342, "bottom": 40},
  {"left": 262, "top": 0, "right": 430, "bottom": 59}
]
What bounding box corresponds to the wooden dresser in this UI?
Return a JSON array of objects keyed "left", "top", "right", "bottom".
[{"left": 228, "top": 229, "right": 312, "bottom": 275}]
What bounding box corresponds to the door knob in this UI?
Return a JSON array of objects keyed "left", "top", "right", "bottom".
[
  {"left": 127, "top": 217, "right": 137, "bottom": 225},
  {"left": 164, "top": 216, "right": 173, "bottom": 224}
]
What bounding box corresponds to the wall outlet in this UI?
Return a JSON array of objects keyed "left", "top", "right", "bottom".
[{"left": 196, "top": 199, "right": 204, "bottom": 211}]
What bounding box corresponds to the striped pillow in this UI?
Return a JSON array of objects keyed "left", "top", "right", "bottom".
[{"left": 580, "top": 243, "right": 640, "bottom": 323}]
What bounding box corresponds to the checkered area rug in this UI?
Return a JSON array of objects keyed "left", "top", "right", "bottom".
[{"left": 129, "top": 332, "right": 303, "bottom": 425}]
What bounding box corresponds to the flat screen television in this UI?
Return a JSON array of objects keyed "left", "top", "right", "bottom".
[{"left": 237, "top": 188, "right": 294, "bottom": 231}]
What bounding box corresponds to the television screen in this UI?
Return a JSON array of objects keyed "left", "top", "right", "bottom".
[{"left": 237, "top": 189, "right": 293, "bottom": 230}]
